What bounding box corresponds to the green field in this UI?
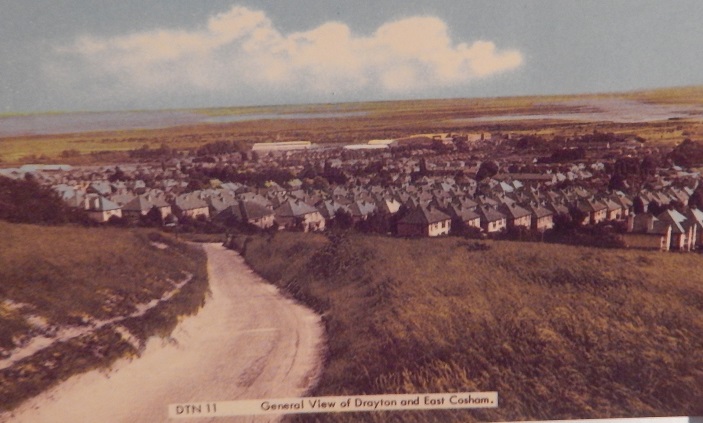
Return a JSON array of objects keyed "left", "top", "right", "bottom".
[
  {"left": 233, "top": 232, "right": 703, "bottom": 422},
  {"left": 0, "top": 222, "right": 208, "bottom": 412}
]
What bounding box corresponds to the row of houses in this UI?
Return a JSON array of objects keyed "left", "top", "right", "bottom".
[
  {"left": 54, "top": 182, "right": 327, "bottom": 231},
  {"left": 2, "top": 138, "right": 686, "bottom": 252},
  {"left": 623, "top": 208, "right": 702, "bottom": 252},
  {"left": 50, "top": 167, "right": 703, "bottom": 251}
]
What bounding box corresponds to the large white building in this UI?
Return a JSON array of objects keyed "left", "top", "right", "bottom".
[
  {"left": 343, "top": 144, "right": 389, "bottom": 150},
  {"left": 251, "top": 141, "right": 312, "bottom": 152}
]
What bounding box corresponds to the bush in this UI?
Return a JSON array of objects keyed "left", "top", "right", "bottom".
[{"left": 0, "top": 176, "right": 84, "bottom": 225}]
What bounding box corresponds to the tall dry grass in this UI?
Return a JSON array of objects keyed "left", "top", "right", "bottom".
[
  {"left": 238, "top": 233, "right": 703, "bottom": 422},
  {"left": 0, "top": 221, "right": 208, "bottom": 411}
]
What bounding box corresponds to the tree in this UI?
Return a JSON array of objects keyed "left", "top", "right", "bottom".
[
  {"left": 0, "top": 175, "right": 81, "bottom": 225},
  {"left": 540, "top": 147, "right": 586, "bottom": 163},
  {"left": 568, "top": 206, "right": 588, "bottom": 226},
  {"left": 640, "top": 155, "right": 659, "bottom": 176},
  {"left": 668, "top": 138, "right": 701, "bottom": 167},
  {"left": 688, "top": 185, "right": 703, "bottom": 210},
  {"left": 455, "top": 139, "right": 469, "bottom": 151},
  {"left": 298, "top": 163, "right": 318, "bottom": 180},
  {"left": 633, "top": 196, "right": 646, "bottom": 214},
  {"left": 475, "top": 161, "right": 499, "bottom": 181},
  {"left": 613, "top": 157, "right": 641, "bottom": 176},
  {"left": 332, "top": 209, "right": 354, "bottom": 231},
  {"left": 389, "top": 204, "right": 410, "bottom": 234},
  {"left": 608, "top": 172, "right": 627, "bottom": 191},
  {"left": 141, "top": 206, "right": 164, "bottom": 227},
  {"left": 356, "top": 212, "right": 390, "bottom": 234},
  {"left": 419, "top": 158, "right": 429, "bottom": 176},
  {"left": 647, "top": 201, "right": 665, "bottom": 216},
  {"left": 108, "top": 166, "right": 127, "bottom": 182},
  {"left": 60, "top": 149, "right": 81, "bottom": 158},
  {"left": 107, "top": 215, "right": 129, "bottom": 227},
  {"left": 186, "top": 179, "right": 205, "bottom": 192},
  {"left": 311, "top": 176, "right": 330, "bottom": 191}
]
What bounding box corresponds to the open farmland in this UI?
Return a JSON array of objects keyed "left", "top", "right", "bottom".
[
  {"left": 232, "top": 232, "right": 703, "bottom": 422},
  {"left": 2, "top": 86, "right": 703, "bottom": 164}
]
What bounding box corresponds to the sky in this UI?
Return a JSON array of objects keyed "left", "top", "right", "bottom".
[{"left": 1, "top": 0, "right": 703, "bottom": 114}]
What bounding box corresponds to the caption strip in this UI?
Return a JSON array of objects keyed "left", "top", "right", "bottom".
[{"left": 169, "top": 392, "right": 497, "bottom": 418}]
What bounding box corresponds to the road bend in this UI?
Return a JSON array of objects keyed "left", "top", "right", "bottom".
[{"left": 5, "top": 243, "right": 324, "bottom": 423}]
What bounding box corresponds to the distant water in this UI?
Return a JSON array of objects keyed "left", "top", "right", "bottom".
[
  {"left": 0, "top": 110, "right": 368, "bottom": 137},
  {"left": 0, "top": 111, "right": 204, "bottom": 137},
  {"left": 449, "top": 99, "right": 703, "bottom": 124},
  {"left": 205, "top": 111, "right": 367, "bottom": 123},
  {"left": 4, "top": 98, "right": 701, "bottom": 138}
]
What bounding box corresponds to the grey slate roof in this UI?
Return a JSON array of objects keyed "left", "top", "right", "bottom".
[
  {"left": 238, "top": 200, "right": 275, "bottom": 221},
  {"left": 528, "top": 204, "right": 554, "bottom": 219},
  {"left": 174, "top": 194, "right": 208, "bottom": 211},
  {"left": 448, "top": 204, "right": 480, "bottom": 222},
  {"left": 87, "top": 195, "right": 121, "bottom": 211},
  {"left": 631, "top": 213, "right": 671, "bottom": 235},
  {"left": 349, "top": 200, "right": 377, "bottom": 218},
  {"left": 498, "top": 203, "right": 532, "bottom": 219},
  {"left": 398, "top": 206, "right": 451, "bottom": 225},
  {"left": 275, "top": 199, "right": 319, "bottom": 217},
  {"left": 478, "top": 205, "right": 506, "bottom": 223},
  {"left": 657, "top": 209, "right": 689, "bottom": 234},
  {"left": 122, "top": 195, "right": 154, "bottom": 212}
]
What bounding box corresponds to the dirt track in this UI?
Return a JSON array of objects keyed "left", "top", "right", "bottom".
[{"left": 4, "top": 243, "right": 324, "bottom": 423}]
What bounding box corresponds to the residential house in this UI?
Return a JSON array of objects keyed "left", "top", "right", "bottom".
[
  {"left": 206, "top": 195, "right": 235, "bottom": 218},
  {"left": 446, "top": 204, "right": 481, "bottom": 230},
  {"left": 222, "top": 200, "right": 276, "bottom": 229},
  {"left": 657, "top": 209, "right": 695, "bottom": 251},
  {"left": 274, "top": 199, "right": 325, "bottom": 232},
  {"left": 348, "top": 200, "right": 377, "bottom": 222},
  {"left": 478, "top": 205, "right": 507, "bottom": 233},
  {"left": 85, "top": 194, "right": 122, "bottom": 223},
  {"left": 609, "top": 193, "right": 634, "bottom": 217},
  {"left": 316, "top": 200, "right": 350, "bottom": 221},
  {"left": 86, "top": 181, "right": 112, "bottom": 196},
  {"left": 602, "top": 198, "right": 624, "bottom": 221},
  {"left": 576, "top": 198, "right": 608, "bottom": 225},
  {"left": 624, "top": 213, "right": 672, "bottom": 251},
  {"left": 122, "top": 193, "right": 172, "bottom": 221},
  {"left": 173, "top": 194, "right": 210, "bottom": 220},
  {"left": 498, "top": 202, "right": 532, "bottom": 229},
  {"left": 684, "top": 207, "right": 703, "bottom": 248},
  {"left": 528, "top": 204, "right": 555, "bottom": 232},
  {"left": 396, "top": 205, "right": 451, "bottom": 237},
  {"left": 374, "top": 195, "right": 402, "bottom": 215},
  {"left": 149, "top": 194, "right": 173, "bottom": 220},
  {"left": 122, "top": 195, "right": 155, "bottom": 219}
]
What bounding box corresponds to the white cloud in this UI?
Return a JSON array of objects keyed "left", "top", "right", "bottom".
[{"left": 51, "top": 6, "right": 524, "bottom": 105}]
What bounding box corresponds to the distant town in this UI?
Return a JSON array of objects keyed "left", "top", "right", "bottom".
[{"left": 3, "top": 130, "right": 702, "bottom": 252}]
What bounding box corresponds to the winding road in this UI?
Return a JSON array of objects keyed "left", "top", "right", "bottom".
[{"left": 4, "top": 243, "right": 324, "bottom": 423}]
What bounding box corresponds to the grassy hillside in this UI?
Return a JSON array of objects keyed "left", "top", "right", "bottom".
[
  {"left": 233, "top": 233, "right": 703, "bottom": 422},
  {"left": 0, "top": 221, "right": 208, "bottom": 411}
]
